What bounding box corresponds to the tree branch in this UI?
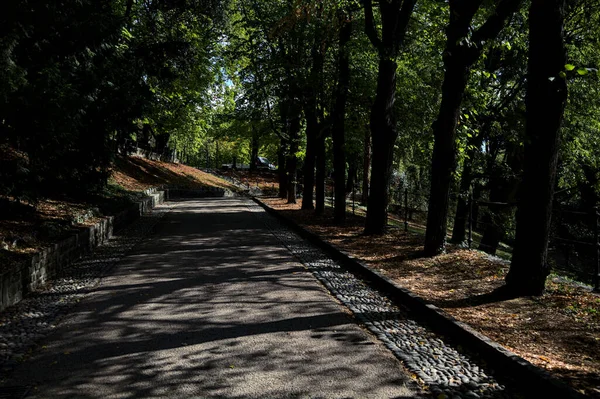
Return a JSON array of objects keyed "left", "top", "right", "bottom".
[
  {"left": 471, "top": 0, "right": 524, "bottom": 45},
  {"left": 362, "top": 0, "right": 383, "bottom": 52},
  {"left": 394, "top": 0, "right": 418, "bottom": 50}
]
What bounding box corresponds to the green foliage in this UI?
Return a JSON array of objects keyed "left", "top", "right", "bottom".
[
  {"left": 1, "top": 0, "right": 599, "bottom": 230},
  {"left": 0, "top": 0, "right": 227, "bottom": 198}
]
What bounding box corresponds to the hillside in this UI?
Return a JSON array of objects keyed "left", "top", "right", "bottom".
[{"left": 0, "top": 155, "right": 235, "bottom": 273}]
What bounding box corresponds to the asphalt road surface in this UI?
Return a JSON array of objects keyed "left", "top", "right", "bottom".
[{"left": 7, "top": 198, "right": 420, "bottom": 398}]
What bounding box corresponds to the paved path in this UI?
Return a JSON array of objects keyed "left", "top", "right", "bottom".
[{"left": 7, "top": 198, "right": 420, "bottom": 398}]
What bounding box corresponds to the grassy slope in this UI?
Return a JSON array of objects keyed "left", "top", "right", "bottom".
[
  {"left": 0, "top": 156, "right": 235, "bottom": 272},
  {"left": 110, "top": 156, "right": 235, "bottom": 191}
]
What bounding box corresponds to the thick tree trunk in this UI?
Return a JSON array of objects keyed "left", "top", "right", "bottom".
[
  {"left": 139, "top": 124, "right": 152, "bottom": 150},
  {"left": 450, "top": 157, "right": 473, "bottom": 244},
  {"left": 332, "top": 15, "right": 352, "bottom": 223},
  {"left": 278, "top": 141, "right": 287, "bottom": 199},
  {"left": 362, "top": 127, "right": 371, "bottom": 205},
  {"left": 479, "top": 211, "right": 504, "bottom": 254},
  {"left": 286, "top": 106, "right": 302, "bottom": 204},
  {"left": 214, "top": 140, "right": 220, "bottom": 170},
  {"left": 155, "top": 133, "right": 170, "bottom": 156},
  {"left": 302, "top": 127, "right": 316, "bottom": 209},
  {"left": 346, "top": 162, "right": 357, "bottom": 193},
  {"left": 362, "top": 0, "right": 417, "bottom": 234},
  {"left": 479, "top": 144, "right": 522, "bottom": 255},
  {"left": 302, "top": 33, "right": 325, "bottom": 210},
  {"left": 365, "top": 59, "right": 398, "bottom": 234},
  {"left": 315, "top": 132, "right": 326, "bottom": 214},
  {"left": 579, "top": 164, "right": 599, "bottom": 211},
  {"left": 451, "top": 128, "right": 485, "bottom": 243},
  {"left": 423, "top": 0, "right": 523, "bottom": 256},
  {"left": 249, "top": 130, "right": 259, "bottom": 172},
  {"left": 286, "top": 149, "right": 297, "bottom": 203},
  {"left": 424, "top": 60, "right": 470, "bottom": 255},
  {"left": 505, "top": 0, "right": 567, "bottom": 296}
]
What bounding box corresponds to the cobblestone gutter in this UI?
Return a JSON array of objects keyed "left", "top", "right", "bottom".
[
  {"left": 0, "top": 200, "right": 172, "bottom": 376},
  {"left": 0, "top": 189, "right": 165, "bottom": 312},
  {"left": 249, "top": 198, "right": 585, "bottom": 399}
]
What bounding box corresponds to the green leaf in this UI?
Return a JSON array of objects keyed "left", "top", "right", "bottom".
[
  {"left": 565, "top": 64, "right": 576, "bottom": 71},
  {"left": 559, "top": 71, "right": 567, "bottom": 79},
  {"left": 577, "top": 68, "right": 589, "bottom": 76}
]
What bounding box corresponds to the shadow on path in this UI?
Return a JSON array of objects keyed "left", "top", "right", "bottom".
[{"left": 5, "top": 198, "right": 419, "bottom": 398}]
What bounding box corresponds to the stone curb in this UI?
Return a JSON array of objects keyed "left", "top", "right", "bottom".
[
  {"left": 0, "top": 188, "right": 166, "bottom": 312},
  {"left": 252, "top": 197, "right": 586, "bottom": 399}
]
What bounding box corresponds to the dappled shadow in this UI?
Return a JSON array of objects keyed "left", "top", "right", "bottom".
[
  {"left": 114, "top": 156, "right": 192, "bottom": 188},
  {"left": 259, "top": 198, "right": 600, "bottom": 397},
  {"left": 432, "top": 286, "right": 521, "bottom": 308},
  {"left": 3, "top": 197, "right": 419, "bottom": 398}
]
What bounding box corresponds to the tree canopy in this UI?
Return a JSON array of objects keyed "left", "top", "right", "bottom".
[{"left": 1, "top": 0, "right": 599, "bottom": 295}]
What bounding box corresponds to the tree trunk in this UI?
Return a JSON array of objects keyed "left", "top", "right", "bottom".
[
  {"left": 505, "top": 0, "right": 567, "bottom": 296},
  {"left": 362, "top": 127, "right": 370, "bottom": 205},
  {"left": 579, "top": 163, "right": 599, "bottom": 211},
  {"left": 214, "top": 140, "right": 220, "bottom": 170},
  {"left": 302, "top": 32, "right": 325, "bottom": 210},
  {"left": 362, "top": 0, "right": 417, "bottom": 234},
  {"left": 479, "top": 144, "right": 522, "bottom": 255},
  {"left": 315, "top": 132, "right": 326, "bottom": 214},
  {"left": 365, "top": 59, "right": 398, "bottom": 234},
  {"left": 346, "top": 162, "right": 357, "bottom": 193},
  {"left": 250, "top": 130, "right": 259, "bottom": 172},
  {"left": 424, "top": 60, "right": 470, "bottom": 255},
  {"left": 303, "top": 127, "right": 316, "bottom": 209},
  {"left": 332, "top": 14, "right": 352, "bottom": 223},
  {"left": 286, "top": 105, "right": 301, "bottom": 204},
  {"left": 451, "top": 155, "right": 474, "bottom": 244},
  {"left": 278, "top": 140, "right": 287, "bottom": 199},
  {"left": 423, "top": 0, "right": 523, "bottom": 256}
]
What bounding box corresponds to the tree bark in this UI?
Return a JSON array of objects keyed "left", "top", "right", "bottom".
[
  {"left": 423, "top": 0, "right": 523, "bottom": 256},
  {"left": 365, "top": 59, "right": 398, "bottom": 234},
  {"left": 315, "top": 132, "right": 326, "bottom": 214},
  {"left": 424, "top": 60, "right": 470, "bottom": 254},
  {"left": 362, "top": 127, "right": 371, "bottom": 205},
  {"left": 451, "top": 127, "right": 485, "bottom": 243},
  {"left": 249, "top": 129, "right": 259, "bottom": 172},
  {"left": 278, "top": 140, "right": 287, "bottom": 199},
  {"left": 302, "top": 31, "right": 325, "bottom": 210},
  {"left": 286, "top": 104, "right": 302, "bottom": 204},
  {"left": 214, "top": 140, "right": 219, "bottom": 170},
  {"left": 479, "top": 143, "right": 522, "bottom": 255},
  {"left": 451, "top": 154, "right": 474, "bottom": 244},
  {"left": 303, "top": 126, "right": 316, "bottom": 209},
  {"left": 505, "top": 0, "right": 567, "bottom": 296},
  {"left": 346, "top": 162, "right": 357, "bottom": 193},
  {"left": 362, "top": 0, "right": 417, "bottom": 234},
  {"left": 332, "top": 13, "right": 352, "bottom": 223}
]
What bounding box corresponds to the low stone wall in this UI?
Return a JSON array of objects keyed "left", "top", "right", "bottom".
[
  {"left": 0, "top": 188, "right": 165, "bottom": 312},
  {"left": 166, "top": 187, "right": 232, "bottom": 199}
]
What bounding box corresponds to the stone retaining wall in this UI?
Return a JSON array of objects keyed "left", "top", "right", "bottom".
[
  {"left": 166, "top": 187, "right": 232, "bottom": 198},
  {"left": 0, "top": 188, "right": 165, "bottom": 311}
]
